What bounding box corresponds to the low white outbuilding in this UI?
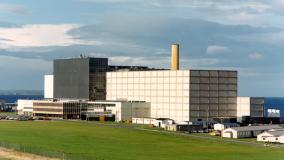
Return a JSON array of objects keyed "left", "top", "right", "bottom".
[
  {"left": 132, "top": 117, "right": 174, "bottom": 128},
  {"left": 132, "top": 118, "right": 157, "bottom": 125},
  {"left": 222, "top": 125, "right": 283, "bottom": 139},
  {"left": 257, "top": 130, "right": 284, "bottom": 143},
  {"left": 214, "top": 123, "right": 240, "bottom": 131}
]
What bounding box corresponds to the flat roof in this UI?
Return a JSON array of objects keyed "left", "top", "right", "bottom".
[
  {"left": 228, "top": 125, "right": 282, "bottom": 132},
  {"left": 266, "top": 130, "right": 284, "bottom": 137}
]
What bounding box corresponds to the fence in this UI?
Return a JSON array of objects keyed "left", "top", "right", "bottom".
[{"left": 0, "top": 141, "right": 104, "bottom": 160}]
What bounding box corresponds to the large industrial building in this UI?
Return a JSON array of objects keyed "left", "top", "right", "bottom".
[
  {"left": 106, "top": 69, "right": 237, "bottom": 122},
  {"left": 53, "top": 57, "right": 108, "bottom": 100},
  {"left": 18, "top": 44, "right": 242, "bottom": 123},
  {"left": 106, "top": 44, "right": 238, "bottom": 122}
]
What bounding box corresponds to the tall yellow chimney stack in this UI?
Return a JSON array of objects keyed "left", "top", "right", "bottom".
[{"left": 171, "top": 44, "right": 179, "bottom": 70}]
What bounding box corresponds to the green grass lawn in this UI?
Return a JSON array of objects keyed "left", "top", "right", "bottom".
[
  {"left": 0, "top": 112, "right": 16, "bottom": 116},
  {"left": 0, "top": 121, "right": 283, "bottom": 160}
]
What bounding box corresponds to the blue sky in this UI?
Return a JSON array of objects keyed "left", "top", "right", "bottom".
[{"left": 0, "top": 0, "right": 284, "bottom": 96}]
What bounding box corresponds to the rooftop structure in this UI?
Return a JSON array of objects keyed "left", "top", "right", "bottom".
[{"left": 108, "top": 65, "right": 165, "bottom": 72}]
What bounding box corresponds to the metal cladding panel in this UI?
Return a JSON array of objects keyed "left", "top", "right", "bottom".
[
  {"left": 53, "top": 58, "right": 108, "bottom": 100},
  {"left": 54, "top": 58, "right": 90, "bottom": 99},
  {"left": 189, "top": 69, "right": 238, "bottom": 120},
  {"left": 209, "top": 71, "right": 218, "bottom": 77},
  {"left": 250, "top": 97, "right": 264, "bottom": 105}
]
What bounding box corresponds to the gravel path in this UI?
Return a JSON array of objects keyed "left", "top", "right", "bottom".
[{"left": 0, "top": 148, "right": 59, "bottom": 160}]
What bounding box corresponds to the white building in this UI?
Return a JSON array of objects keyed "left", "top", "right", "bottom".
[
  {"left": 106, "top": 70, "right": 237, "bottom": 122},
  {"left": 17, "top": 100, "right": 37, "bottom": 115},
  {"left": 267, "top": 109, "right": 280, "bottom": 118},
  {"left": 132, "top": 117, "right": 174, "bottom": 128},
  {"left": 44, "top": 75, "right": 54, "bottom": 99},
  {"left": 222, "top": 125, "right": 283, "bottom": 139},
  {"left": 132, "top": 117, "right": 157, "bottom": 125},
  {"left": 213, "top": 123, "right": 240, "bottom": 131},
  {"left": 257, "top": 130, "right": 284, "bottom": 143},
  {"left": 237, "top": 97, "right": 264, "bottom": 122}
]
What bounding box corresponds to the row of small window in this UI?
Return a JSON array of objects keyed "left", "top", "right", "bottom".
[
  {"left": 107, "top": 91, "right": 190, "bottom": 97},
  {"left": 190, "top": 97, "right": 237, "bottom": 103},
  {"left": 190, "top": 70, "right": 237, "bottom": 77},
  {"left": 190, "top": 104, "right": 236, "bottom": 110},
  {"left": 107, "top": 70, "right": 237, "bottom": 78},
  {"left": 107, "top": 71, "right": 190, "bottom": 78},
  {"left": 189, "top": 111, "right": 236, "bottom": 117},
  {"left": 190, "top": 91, "right": 237, "bottom": 97},
  {"left": 237, "top": 131, "right": 251, "bottom": 136},
  {"left": 107, "top": 77, "right": 237, "bottom": 84},
  {"left": 190, "top": 77, "right": 237, "bottom": 84},
  {"left": 107, "top": 77, "right": 189, "bottom": 84},
  {"left": 107, "top": 84, "right": 190, "bottom": 90},
  {"left": 151, "top": 112, "right": 189, "bottom": 118},
  {"left": 190, "top": 84, "right": 237, "bottom": 90},
  {"left": 107, "top": 96, "right": 190, "bottom": 103}
]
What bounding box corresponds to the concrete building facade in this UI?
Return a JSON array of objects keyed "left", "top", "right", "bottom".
[
  {"left": 44, "top": 75, "right": 54, "bottom": 99},
  {"left": 237, "top": 97, "right": 264, "bottom": 122},
  {"left": 86, "top": 101, "right": 151, "bottom": 122},
  {"left": 106, "top": 69, "right": 238, "bottom": 122},
  {"left": 31, "top": 100, "right": 149, "bottom": 122}
]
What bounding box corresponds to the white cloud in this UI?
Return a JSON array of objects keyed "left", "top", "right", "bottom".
[
  {"left": 0, "top": 3, "right": 28, "bottom": 15},
  {"left": 206, "top": 45, "right": 230, "bottom": 55},
  {"left": 187, "top": 58, "right": 221, "bottom": 69},
  {"left": 248, "top": 52, "right": 264, "bottom": 60},
  {"left": 273, "top": 0, "right": 284, "bottom": 8},
  {"left": 77, "top": 0, "right": 136, "bottom": 3},
  {"left": 0, "top": 24, "right": 102, "bottom": 49},
  {"left": 109, "top": 55, "right": 170, "bottom": 68},
  {"left": 228, "top": 12, "right": 258, "bottom": 23},
  {"left": 233, "top": 31, "right": 284, "bottom": 46}
]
